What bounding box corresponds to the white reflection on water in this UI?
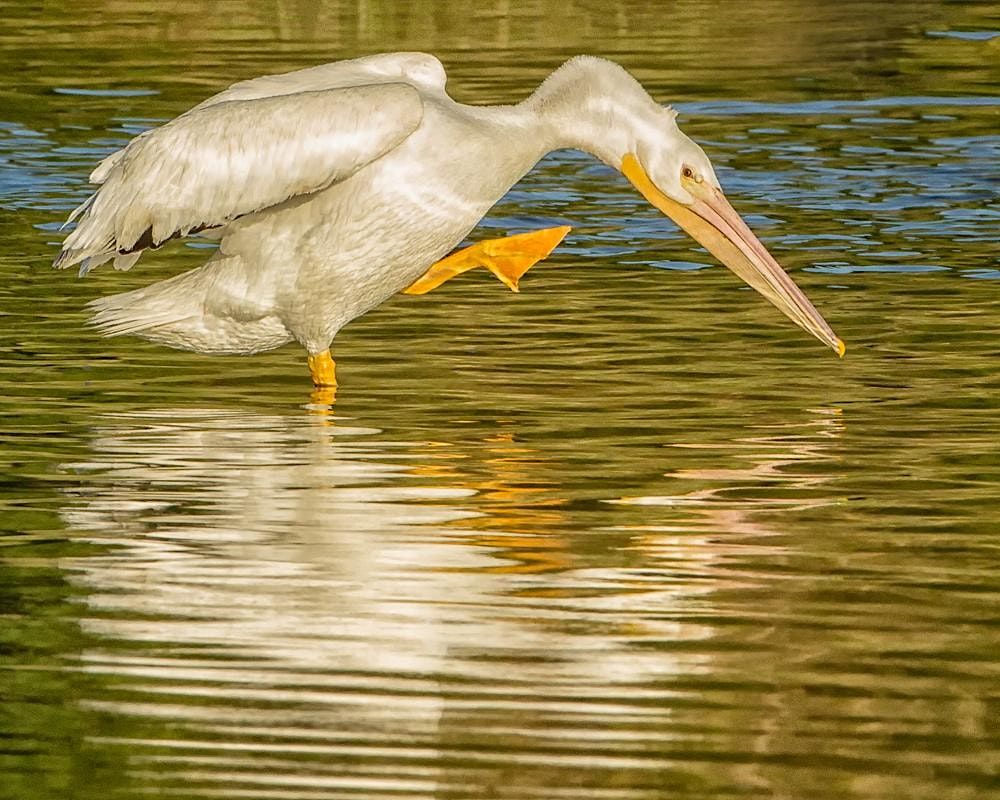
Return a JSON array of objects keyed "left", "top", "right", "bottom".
[
  {"left": 62, "top": 408, "right": 486, "bottom": 674},
  {"left": 56, "top": 404, "right": 844, "bottom": 797}
]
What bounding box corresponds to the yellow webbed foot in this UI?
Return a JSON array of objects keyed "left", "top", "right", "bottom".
[
  {"left": 403, "top": 226, "right": 571, "bottom": 295},
  {"left": 307, "top": 350, "right": 337, "bottom": 388},
  {"left": 479, "top": 225, "right": 573, "bottom": 291}
]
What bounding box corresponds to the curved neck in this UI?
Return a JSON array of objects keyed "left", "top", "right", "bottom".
[
  {"left": 516, "top": 56, "right": 661, "bottom": 169},
  {"left": 444, "top": 58, "right": 663, "bottom": 210}
]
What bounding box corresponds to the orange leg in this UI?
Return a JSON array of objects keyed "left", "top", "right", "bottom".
[
  {"left": 403, "top": 226, "right": 571, "bottom": 295},
  {"left": 307, "top": 350, "right": 337, "bottom": 387}
]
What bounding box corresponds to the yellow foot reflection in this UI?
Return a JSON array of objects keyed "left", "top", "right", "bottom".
[
  {"left": 308, "top": 386, "right": 337, "bottom": 408},
  {"left": 403, "top": 226, "right": 571, "bottom": 295}
]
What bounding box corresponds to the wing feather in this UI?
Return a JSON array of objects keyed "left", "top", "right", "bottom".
[
  {"left": 84, "top": 53, "right": 446, "bottom": 189},
  {"left": 55, "top": 82, "right": 424, "bottom": 273},
  {"left": 194, "top": 52, "right": 447, "bottom": 109}
]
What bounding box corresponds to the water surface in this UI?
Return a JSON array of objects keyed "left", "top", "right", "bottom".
[{"left": 2, "top": 1, "right": 999, "bottom": 798}]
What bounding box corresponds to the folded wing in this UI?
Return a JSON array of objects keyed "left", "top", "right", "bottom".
[{"left": 54, "top": 82, "right": 424, "bottom": 274}]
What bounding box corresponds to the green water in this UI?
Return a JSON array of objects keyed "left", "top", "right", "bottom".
[{"left": 2, "top": 1, "right": 999, "bottom": 798}]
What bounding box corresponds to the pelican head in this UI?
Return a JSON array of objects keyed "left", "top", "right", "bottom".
[{"left": 531, "top": 57, "right": 844, "bottom": 356}]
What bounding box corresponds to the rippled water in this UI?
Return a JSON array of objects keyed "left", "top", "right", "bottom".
[{"left": 2, "top": 1, "right": 999, "bottom": 798}]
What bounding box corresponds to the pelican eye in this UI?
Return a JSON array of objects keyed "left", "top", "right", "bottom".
[{"left": 680, "top": 165, "right": 706, "bottom": 185}]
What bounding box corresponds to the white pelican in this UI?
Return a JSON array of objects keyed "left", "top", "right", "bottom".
[{"left": 55, "top": 52, "right": 844, "bottom": 390}]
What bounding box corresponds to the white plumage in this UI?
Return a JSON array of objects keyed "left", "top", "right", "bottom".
[
  {"left": 61, "top": 86, "right": 424, "bottom": 273},
  {"left": 56, "top": 52, "right": 842, "bottom": 385}
]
